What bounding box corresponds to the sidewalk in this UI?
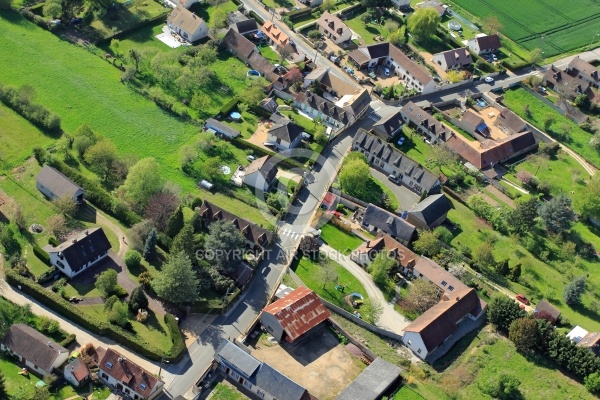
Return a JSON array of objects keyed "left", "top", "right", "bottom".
[{"left": 321, "top": 244, "right": 411, "bottom": 334}]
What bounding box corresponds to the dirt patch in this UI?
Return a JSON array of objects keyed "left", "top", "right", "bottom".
[{"left": 250, "top": 328, "right": 365, "bottom": 400}]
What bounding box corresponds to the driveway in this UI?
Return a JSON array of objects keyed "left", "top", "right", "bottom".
[
  {"left": 370, "top": 168, "right": 420, "bottom": 212},
  {"left": 321, "top": 244, "right": 411, "bottom": 334}
]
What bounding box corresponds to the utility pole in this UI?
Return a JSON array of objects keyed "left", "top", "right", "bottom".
[{"left": 158, "top": 355, "right": 169, "bottom": 379}]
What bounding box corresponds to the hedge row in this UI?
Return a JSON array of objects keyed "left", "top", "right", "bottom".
[
  {"left": 219, "top": 98, "right": 240, "bottom": 116},
  {"left": 33, "top": 245, "right": 51, "bottom": 266},
  {"left": 0, "top": 83, "right": 61, "bottom": 133},
  {"left": 47, "top": 159, "right": 141, "bottom": 227},
  {"left": 59, "top": 333, "right": 76, "bottom": 348},
  {"left": 48, "top": 237, "right": 60, "bottom": 246},
  {"left": 164, "top": 314, "right": 185, "bottom": 362},
  {"left": 283, "top": 7, "right": 313, "bottom": 20},
  {"left": 5, "top": 270, "right": 184, "bottom": 362}
]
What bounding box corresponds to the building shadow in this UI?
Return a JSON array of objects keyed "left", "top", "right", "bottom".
[{"left": 278, "top": 325, "right": 339, "bottom": 367}]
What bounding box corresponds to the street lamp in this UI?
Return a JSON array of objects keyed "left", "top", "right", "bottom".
[{"left": 158, "top": 356, "right": 169, "bottom": 379}]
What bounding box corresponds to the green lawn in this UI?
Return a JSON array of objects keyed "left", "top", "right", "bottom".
[
  {"left": 100, "top": 20, "right": 177, "bottom": 54},
  {"left": 209, "top": 382, "right": 248, "bottom": 400},
  {"left": 280, "top": 109, "right": 326, "bottom": 137},
  {"left": 259, "top": 45, "right": 282, "bottom": 65},
  {"left": 344, "top": 15, "right": 387, "bottom": 45},
  {"left": 320, "top": 223, "right": 364, "bottom": 255},
  {"left": 502, "top": 87, "right": 600, "bottom": 167},
  {"left": 189, "top": 0, "right": 239, "bottom": 25},
  {"left": 221, "top": 110, "right": 260, "bottom": 139},
  {"left": 394, "top": 386, "right": 426, "bottom": 400},
  {"left": 292, "top": 255, "right": 369, "bottom": 311},
  {"left": 341, "top": 170, "right": 400, "bottom": 211},
  {"left": 81, "top": 304, "right": 173, "bottom": 353}
]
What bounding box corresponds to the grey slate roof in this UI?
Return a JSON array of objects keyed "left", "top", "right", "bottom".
[
  {"left": 433, "top": 47, "right": 472, "bottom": 69},
  {"left": 2, "top": 324, "right": 68, "bottom": 372},
  {"left": 336, "top": 357, "right": 402, "bottom": 400},
  {"left": 409, "top": 194, "right": 452, "bottom": 227},
  {"left": 47, "top": 228, "right": 111, "bottom": 273},
  {"left": 36, "top": 165, "right": 83, "bottom": 199},
  {"left": 354, "top": 129, "right": 440, "bottom": 192},
  {"left": 234, "top": 19, "right": 259, "bottom": 35},
  {"left": 216, "top": 340, "right": 308, "bottom": 400},
  {"left": 295, "top": 91, "right": 350, "bottom": 125},
  {"left": 205, "top": 118, "right": 241, "bottom": 138},
  {"left": 268, "top": 121, "right": 305, "bottom": 143},
  {"left": 363, "top": 204, "right": 415, "bottom": 243},
  {"left": 372, "top": 109, "right": 404, "bottom": 138}
]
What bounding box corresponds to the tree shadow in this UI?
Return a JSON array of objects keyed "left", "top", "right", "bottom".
[
  {"left": 76, "top": 203, "right": 98, "bottom": 224},
  {"left": 431, "top": 323, "right": 485, "bottom": 372}
]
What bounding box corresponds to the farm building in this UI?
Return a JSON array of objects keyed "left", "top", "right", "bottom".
[
  {"left": 36, "top": 165, "right": 84, "bottom": 203},
  {"left": 261, "top": 287, "right": 330, "bottom": 343},
  {"left": 534, "top": 299, "right": 561, "bottom": 325},
  {"left": 205, "top": 118, "right": 241, "bottom": 139},
  {"left": 336, "top": 357, "right": 402, "bottom": 400},
  {"left": 406, "top": 194, "right": 452, "bottom": 230}
]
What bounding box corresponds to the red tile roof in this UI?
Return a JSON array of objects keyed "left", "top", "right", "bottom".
[
  {"left": 261, "top": 21, "right": 290, "bottom": 47},
  {"left": 262, "top": 287, "right": 330, "bottom": 342},
  {"left": 68, "top": 358, "right": 90, "bottom": 383},
  {"left": 99, "top": 348, "right": 163, "bottom": 398}
]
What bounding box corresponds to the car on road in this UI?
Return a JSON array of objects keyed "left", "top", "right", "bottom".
[
  {"left": 388, "top": 174, "right": 401, "bottom": 184},
  {"left": 484, "top": 76, "right": 494, "bottom": 83},
  {"left": 539, "top": 86, "right": 547, "bottom": 94},
  {"left": 516, "top": 294, "right": 530, "bottom": 305},
  {"left": 397, "top": 136, "right": 405, "bottom": 146}
]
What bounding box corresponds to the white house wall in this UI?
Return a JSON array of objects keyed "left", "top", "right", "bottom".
[
  {"left": 403, "top": 331, "right": 428, "bottom": 359},
  {"left": 243, "top": 172, "right": 268, "bottom": 192}
]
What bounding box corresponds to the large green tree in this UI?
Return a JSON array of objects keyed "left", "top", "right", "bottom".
[
  {"left": 339, "top": 152, "right": 371, "bottom": 197},
  {"left": 575, "top": 175, "right": 600, "bottom": 221},
  {"left": 563, "top": 275, "right": 586, "bottom": 306},
  {"left": 368, "top": 252, "right": 397, "bottom": 286},
  {"left": 487, "top": 295, "right": 526, "bottom": 333},
  {"left": 539, "top": 194, "right": 577, "bottom": 234},
  {"left": 128, "top": 286, "right": 149, "bottom": 313},
  {"left": 152, "top": 251, "right": 199, "bottom": 304},
  {"left": 84, "top": 139, "right": 119, "bottom": 182},
  {"left": 94, "top": 269, "right": 118, "bottom": 297},
  {"left": 479, "top": 373, "right": 521, "bottom": 400},
  {"left": 412, "top": 229, "right": 442, "bottom": 257},
  {"left": 407, "top": 8, "right": 441, "bottom": 40},
  {"left": 171, "top": 223, "right": 196, "bottom": 263},
  {"left": 204, "top": 220, "right": 245, "bottom": 274},
  {"left": 121, "top": 157, "right": 163, "bottom": 210},
  {"left": 509, "top": 317, "right": 538, "bottom": 353},
  {"left": 508, "top": 197, "right": 539, "bottom": 235}
]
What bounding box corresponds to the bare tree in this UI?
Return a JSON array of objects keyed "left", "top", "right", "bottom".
[
  {"left": 317, "top": 259, "right": 338, "bottom": 289},
  {"left": 52, "top": 196, "right": 78, "bottom": 218},
  {"left": 482, "top": 16, "right": 503, "bottom": 35},
  {"left": 400, "top": 280, "right": 439, "bottom": 314},
  {"left": 47, "top": 214, "right": 69, "bottom": 241},
  {"left": 144, "top": 191, "right": 179, "bottom": 232}
]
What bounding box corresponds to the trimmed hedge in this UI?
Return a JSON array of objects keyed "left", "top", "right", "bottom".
[
  {"left": 59, "top": 333, "right": 76, "bottom": 347},
  {"left": 248, "top": 10, "right": 264, "bottom": 25},
  {"left": 219, "top": 98, "right": 240, "bottom": 116},
  {"left": 283, "top": 7, "right": 313, "bottom": 20},
  {"left": 33, "top": 245, "right": 51, "bottom": 266},
  {"left": 5, "top": 270, "right": 184, "bottom": 361},
  {"left": 164, "top": 314, "right": 185, "bottom": 362},
  {"left": 48, "top": 237, "right": 60, "bottom": 246}
]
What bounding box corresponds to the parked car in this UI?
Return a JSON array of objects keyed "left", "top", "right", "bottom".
[
  {"left": 516, "top": 294, "right": 530, "bottom": 305},
  {"left": 247, "top": 155, "right": 255, "bottom": 161},
  {"left": 491, "top": 54, "right": 498, "bottom": 62},
  {"left": 384, "top": 67, "right": 390, "bottom": 76},
  {"left": 539, "top": 86, "right": 547, "bottom": 94},
  {"left": 484, "top": 76, "right": 494, "bottom": 83},
  {"left": 397, "top": 136, "right": 405, "bottom": 146},
  {"left": 388, "top": 174, "right": 401, "bottom": 184}
]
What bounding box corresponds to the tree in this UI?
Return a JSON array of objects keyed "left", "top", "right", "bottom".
[
  {"left": 412, "top": 229, "right": 442, "bottom": 257},
  {"left": 590, "top": 134, "right": 600, "bottom": 152},
  {"left": 32, "top": 386, "right": 52, "bottom": 400},
  {"left": 212, "top": 8, "right": 228, "bottom": 29},
  {"left": 362, "top": 299, "right": 383, "bottom": 324},
  {"left": 13, "top": 204, "right": 26, "bottom": 231},
  {"left": 152, "top": 251, "right": 199, "bottom": 304},
  {"left": 539, "top": 194, "right": 577, "bottom": 234},
  {"left": 317, "top": 259, "right": 338, "bottom": 289},
  {"left": 482, "top": 15, "right": 503, "bottom": 34},
  {"left": 585, "top": 372, "right": 600, "bottom": 395},
  {"left": 529, "top": 48, "right": 544, "bottom": 66},
  {"left": 267, "top": 191, "right": 289, "bottom": 211},
  {"left": 0, "top": 0, "right": 12, "bottom": 10},
  {"left": 487, "top": 295, "right": 526, "bottom": 332},
  {"left": 368, "top": 252, "right": 397, "bottom": 286},
  {"left": 508, "top": 263, "right": 521, "bottom": 282},
  {"left": 124, "top": 250, "right": 142, "bottom": 270},
  {"left": 479, "top": 373, "right": 521, "bottom": 400},
  {"left": 165, "top": 205, "right": 185, "bottom": 238},
  {"left": 121, "top": 157, "right": 163, "bottom": 210},
  {"left": 321, "top": 0, "right": 335, "bottom": 11},
  {"left": 339, "top": 153, "right": 371, "bottom": 196},
  {"left": 575, "top": 174, "right": 600, "bottom": 220},
  {"left": 47, "top": 214, "right": 69, "bottom": 241},
  {"left": 0, "top": 371, "right": 6, "bottom": 399},
  {"left": 361, "top": 0, "right": 391, "bottom": 7},
  {"left": 388, "top": 26, "right": 407, "bottom": 46},
  {"left": 43, "top": 0, "right": 62, "bottom": 18},
  {"left": 299, "top": 236, "right": 321, "bottom": 259},
  {"left": 204, "top": 220, "right": 245, "bottom": 273},
  {"left": 129, "top": 48, "right": 142, "bottom": 73},
  {"left": 239, "top": 78, "right": 268, "bottom": 107},
  {"left": 473, "top": 242, "right": 496, "bottom": 269},
  {"left": 430, "top": 144, "right": 458, "bottom": 172},
  {"left": 563, "top": 275, "right": 586, "bottom": 306},
  {"left": 52, "top": 195, "right": 78, "bottom": 217},
  {"left": 407, "top": 8, "right": 441, "bottom": 40},
  {"left": 95, "top": 269, "right": 118, "bottom": 297},
  {"left": 384, "top": 20, "right": 399, "bottom": 34},
  {"left": 509, "top": 317, "right": 538, "bottom": 353},
  {"left": 401, "top": 279, "right": 439, "bottom": 314},
  {"left": 508, "top": 197, "right": 539, "bottom": 235},
  {"left": 361, "top": 13, "right": 371, "bottom": 26},
  {"left": 144, "top": 191, "right": 179, "bottom": 232},
  {"left": 308, "top": 30, "right": 321, "bottom": 40},
  {"left": 84, "top": 139, "right": 118, "bottom": 182},
  {"left": 108, "top": 300, "right": 129, "bottom": 328},
  {"left": 143, "top": 229, "right": 158, "bottom": 261},
  {"left": 495, "top": 258, "right": 510, "bottom": 276},
  {"left": 128, "top": 286, "right": 149, "bottom": 313},
  {"left": 171, "top": 224, "right": 195, "bottom": 263},
  {"left": 73, "top": 125, "right": 98, "bottom": 158},
  {"left": 448, "top": 264, "right": 467, "bottom": 281},
  {"left": 202, "top": 156, "right": 227, "bottom": 184}
]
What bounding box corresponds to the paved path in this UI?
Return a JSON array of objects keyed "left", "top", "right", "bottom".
[
  {"left": 370, "top": 168, "right": 420, "bottom": 212},
  {"left": 321, "top": 244, "right": 411, "bottom": 334}
]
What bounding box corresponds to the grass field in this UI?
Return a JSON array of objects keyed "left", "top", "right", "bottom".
[
  {"left": 209, "top": 381, "right": 248, "bottom": 400},
  {"left": 502, "top": 87, "right": 600, "bottom": 167},
  {"left": 448, "top": 0, "right": 600, "bottom": 57},
  {"left": 344, "top": 16, "right": 388, "bottom": 45},
  {"left": 88, "top": 0, "right": 170, "bottom": 40},
  {"left": 320, "top": 223, "right": 364, "bottom": 255},
  {"left": 292, "top": 255, "right": 369, "bottom": 310},
  {"left": 394, "top": 386, "right": 426, "bottom": 400}
]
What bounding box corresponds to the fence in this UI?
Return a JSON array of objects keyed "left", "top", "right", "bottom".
[{"left": 329, "top": 187, "right": 369, "bottom": 208}]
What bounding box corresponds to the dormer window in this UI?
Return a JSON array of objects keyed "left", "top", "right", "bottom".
[
  {"left": 448, "top": 285, "right": 454, "bottom": 291},
  {"left": 441, "top": 281, "right": 447, "bottom": 286},
  {"left": 106, "top": 362, "right": 113, "bottom": 369}
]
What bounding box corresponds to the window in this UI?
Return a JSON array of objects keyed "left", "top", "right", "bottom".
[
  {"left": 106, "top": 362, "right": 113, "bottom": 369},
  {"left": 231, "top": 371, "right": 239, "bottom": 380},
  {"left": 257, "top": 390, "right": 265, "bottom": 398},
  {"left": 441, "top": 280, "right": 447, "bottom": 286},
  {"left": 417, "top": 348, "right": 422, "bottom": 354},
  {"left": 243, "top": 380, "right": 252, "bottom": 390},
  {"left": 140, "top": 384, "right": 147, "bottom": 391},
  {"left": 448, "top": 285, "right": 454, "bottom": 291},
  {"left": 101, "top": 373, "right": 108, "bottom": 380}
]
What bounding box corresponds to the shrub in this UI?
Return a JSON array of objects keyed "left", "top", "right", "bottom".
[
  {"left": 59, "top": 334, "right": 76, "bottom": 347},
  {"left": 164, "top": 314, "right": 185, "bottom": 362},
  {"left": 48, "top": 237, "right": 60, "bottom": 246},
  {"left": 33, "top": 245, "right": 51, "bottom": 266},
  {"left": 0, "top": 83, "right": 61, "bottom": 132},
  {"left": 124, "top": 250, "right": 142, "bottom": 270},
  {"left": 219, "top": 98, "right": 239, "bottom": 116}
]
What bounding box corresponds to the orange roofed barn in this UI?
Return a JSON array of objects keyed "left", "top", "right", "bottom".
[{"left": 261, "top": 287, "right": 330, "bottom": 342}]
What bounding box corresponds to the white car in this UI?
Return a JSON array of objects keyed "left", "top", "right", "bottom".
[
  {"left": 384, "top": 68, "right": 390, "bottom": 76},
  {"left": 484, "top": 77, "right": 494, "bottom": 83}
]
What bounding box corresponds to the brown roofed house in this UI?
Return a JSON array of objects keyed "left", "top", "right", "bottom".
[
  {"left": 98, "top": 348, "right": 164, "bottom": 399},
  {"left": 1, "top": 324, "right": 69, "bottom": 377},
  {"left": 64, "top": 358, "right": 90, "bottom": 387},
  {"left": 316, "top": 11, "right": 351, "bottom": 44},
  {"left": 261, "top": 21, "right": 290, "bottom": 49},
  {"left": 467, "top": 34, "right": 501, "bottom": 55},
  {"left": 351, "top": 232, "right": 418, "bottom": 268},
  {"left": 261, "top": 287, "right": 330, "bottom": 342},
  {"left": 534, "top": 299, "right": 561, "bottom": 325},
  {"left": 577, "top": 332, "right": 600, "bottom": 356},
  {"left": 241, "top": 155, "right": 279, "bottom": 192}
]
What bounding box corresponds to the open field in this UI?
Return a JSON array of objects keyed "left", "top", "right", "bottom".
[
  {"left": 448, "top": 0, "right": 600, "bottom": 57},
  {"left": 502, "top": 87, "right": 600, "bottom": 167},
  {"left": 88, "top": 0, "right": 170, "bottom": 40}
]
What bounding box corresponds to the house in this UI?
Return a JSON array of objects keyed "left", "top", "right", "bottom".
[
  {"left": 336, "top": 357, "right": 402, "bottom": 400},
  {"left": 316, "top": 11, "right": 352, "bottom": 44},
  {"left": 233, "top": 18, "right": 259, "bottom": 36},
  {"left": 567, "top": 56, "right": 600, "bottom": 88},
  {"left": 261, "top": 21, "right": 290, "bottom": 50},
  {"left": 432, "top": 47, "right": 473, "bottom": 71},
  {"left": 241, "top": 155, "right": 278, "bottom": 192},
  {"left": 351, "top": 232, "right": 417, "bottom": 268},
  {"left": 348, "top": 43, "right": 435, "bottom": 94},
  {"left": 361, "top": 204, "right": 416, "bottom": 245},
  {"left": 467, "top": 34, "right": 501, "bottom": 55},
  {"left": 399, "top": 102, "right": 452, "bottom": 143},
  {"left": 215, "top": 340, "right": 311, "bottom": 400},
  {"left": 98, "top": 348, "right": 164, "bottom": 400},
  {"left": 406, "top": 193, "right": 452, "bottom": 230},
  {"left": 295, "top": 90, "right": 370, "bottom": 132},
  {"left": 223, "top": 29, "right": 280, "bottom": 83},
  {"left": 205, "top": 118, "right": 241, "bottom": 139},
  {"left": 1, "top": 324, "right": 69, "bottom": 377},
  {"left": 534, "top": 299, "right": 561, "bottom": 325},
  {"left": 298, "top": 0, "right": 322, "bottom": 7},
  {"left": 405, "top": 256, "right": 468, "bottom": 295},
  {"left": 543, "top": 65, "right": 592, "bottom": 100},
  {"left": 372, "top": 109, "right": 404, "bottom": 140},
  {"left": 322, "top": 192, "right": 339, "bottom": 210},
  {"left": 353, "top": 129, "right": 442, "bottom": 195},
  {"left": 167, "top": 4, "right": 208, "bottom": 43},
  {"left": 403, "top": 288, "right": 486, "bottom": 361},
  {"left": 391, "top": 0, "right": 411, "bottom": 8},
  {"left": 261, "top": 286, "right": 330, "bottom": 342},
  {"left": 43, "top": 228, "right": 112, "bottom": 279},
  {"left": 266, "top": 120, "right": 306, "bottom": 151},
  {"left": 494, "top": 107, "right": 528, "bottom": 135},
  {"left": 198, "top": 200, "right": 274, "bottom": 250},
  {"left": 567, "top": 326, "right": 589, "bottom": 344},
  {"left": 259, "top": 97, "right": 278, "bottom": 113},
  {"left": 36, "top": 165, "right": 84, "bottom": 204},
  {"left": 577, "top": 332, "right": 600, "bottom": 356},
  {"left": 64, "top": 358, "right": 90, "bottom": 387}
]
